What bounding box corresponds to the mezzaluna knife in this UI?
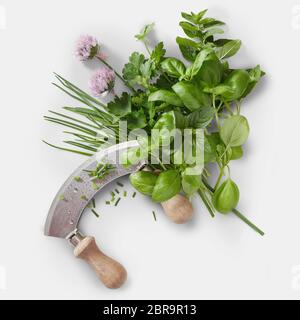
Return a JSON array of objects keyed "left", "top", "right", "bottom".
[{"left": 44, "top": 140, "right": 145, "bottom": 289}]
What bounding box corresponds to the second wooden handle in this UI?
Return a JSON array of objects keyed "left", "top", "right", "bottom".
[
  {"left": 74, "top": 236, "right": 127, "bottom": 289},
  {"left": 161, "top": 194, "right": 194, "bottom": 224}
]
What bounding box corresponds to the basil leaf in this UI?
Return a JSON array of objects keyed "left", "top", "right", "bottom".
[
  {"left": 195, "top": 54, "right": 223, "bottom": 87},
  {"left": 176, "top": 37, "right": 199, "bottom": 62},
  {"left": 220, "top": 115, "right": 250, "bottom": 147},
  {"left": 231, "top": 146, "right": 243, "bottom": 160},
  {"left": 249, "top": 64, "right": 265, "bottom": 82},
  {"left": 154, "top": 74, "right": 176, "bottom": 90},
  {"left": 181, "top": 10, "right": 207, "bottom": 24},
  {"left": 198, "top": 18, "right": 225, "bottom": 28},
  {"left": 216, "top": 144, "right": 232, "bottom": 166},
  {"left": 153, "top": 111, "right": 176, "bottom": 145},
  {"left": 148, "top": 90, "right": 183, "bottom": 107},
  {"left": 182, "top": 172, "right": 201, "bottom": 197},
  {"left": 179, "top": 21, "right": 199, "bottom": 38},
  {"left": 242, "top": 65, "right": 265, "bottom": 98},
  {"left": 185, "top": 48, "right": 213, "bottom": 80},
  {"left": 214, "top": 39, "right": 232, "bottom": 47},
  {"left": 172, "top": 81, "right": 211, "bottom": 111},
  {"left": 204, "top": 84, "right": 234, "bottom": 96},
  {"left": 122, "top": 147, "right": 147, "bottom": 168},
  {"left": 107, "top": 92, "right": 131, "bottom": 117},
  {"left": 161, "top": 58, "right": 186, "bottom": 78},
  {"left": 203, "top": 28, "right": 224, "bottom": 41},
  {"left": 212, "top": 179, "right": 240, "bottom": 214},
  {"left": 222, "top": 70, "right": 250, "bottom": 101},
  {"left": 216, "top": 40, "right": 241, "bottom": 59},
  {"left": 130, "top": 171, "right": 158, "bottom": 196},
  {"left": 204, "top": 133, "right": 219, "bottom": 163},
  {"left": 184, "top": 133, "right": 219, "bottom": 165},
  {"left": 173, "top": 110, "right": 188, "bottom": 129},
  {"left": 153, "top": 112, "right": 175, "bottom": 131},
  {"left": 187, "top": 106, "right": 215, "bottom": 129},
  {"left": 222, "top": 60, "right": 230, "bottom": 74},
  {"left": 152, "top": 170, "right": 181, "bottom": 202}
]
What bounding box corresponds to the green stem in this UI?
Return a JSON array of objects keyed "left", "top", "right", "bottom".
[
  {"left": 198, "top": 189, "right": 215, "bottom": 218},
  {"left": 214, "top": 166, "right": 224, "bottom": 190},
  {"left": 232, "top": 208, "right": 264, "bottom": 236},
  {"left": 236, "top": 100, "right": 241, "bottom": 115},
  {"left": 143, "top": 41, "right": 151, "bottom": 55},
  {"left": 219, "top": 144, "right": 231, "bottom": 163},
  {"left": 149, "top": 152, "right": 167, "bottom": 170},
  {"left": 224, "top": 101, "right": 234, "bottom": 115},
  {"left": 213, "top": 95, "right": 221, "bottom": 130},
  {"left": 96, "top": 57, "right": 136, "bottom": 93},
  {"left": 161, "top": 71, "right": 172, "bottom": 84}
]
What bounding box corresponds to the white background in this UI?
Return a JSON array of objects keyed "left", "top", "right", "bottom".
[{"left": 0, "top": 0, "right": 300, "bottom": 300}]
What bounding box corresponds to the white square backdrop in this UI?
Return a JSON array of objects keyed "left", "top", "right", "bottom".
[{"left": 0, "top": 0, "right": 299, "bottom": 300}]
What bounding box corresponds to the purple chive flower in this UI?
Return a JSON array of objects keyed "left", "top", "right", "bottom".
[
  {"left": 75, "top": 35, "right": 99, "bottom": 61},
  {"left": 89, "top": 67, "right": 116, "bottom": 97}
]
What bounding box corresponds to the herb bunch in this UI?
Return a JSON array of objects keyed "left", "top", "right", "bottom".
[{"left": 44, "top": 9, "right": 265, "bottom": 235}]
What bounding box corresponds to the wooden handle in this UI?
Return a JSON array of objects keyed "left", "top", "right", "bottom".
[
  {"left": 161, "top": 194, "right": 194, "bottom": 224},
  {"left": 74, "top": 236, "right": 127, "bottom": 289}
]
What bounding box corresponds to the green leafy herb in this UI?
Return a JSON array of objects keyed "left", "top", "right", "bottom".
[
  {"left": 126, "top": 109, "right": 147, "bottom": 129},
  {"left": 212, "top": 179, "right": 240, "bottom": 214},
  {"left": 242, "top": 65, "right": 265, "bottom": 97},
  {"left": 185, "top": 48, "right": 213, "bottom": 80},
  {"left": 216, "top": 40, "right": 241, "bottom": 59},
  {"left": 86, "top": 163, "right": 114, "bottom": 181},
  {"left": 151, "top": 42, "right": 166, "bottom": 66},
  {"left": 152, "top": 170, "right": 181, "bottom": 202},
  {"left": 172, "top": 81, "right": 211, "bottom": 111},
  {"left": 148, "top": 90, "right": 183, "bottom": 107},
  {"left": 107, "top": 92, "right": 131, "bottom": 117},
  {"left": 161, "top": 58, "right": 186, "bottom": 78},
  {"left": 221, "top": 70, "right": 250, "bottom": 101},
  {"left": 130, "top": 171, "right": 158, "bottom": 196},
  {"left": 220, "top": 115, "right": 250, "bottom": 147},
  {"left": 45, "top": 8, "right": 265, "bottom": 236},
  {"left": 123, "top": 52, "right": 145, "bottom": 83},
  {"left": 176, "top": 37, "right": 199, "bottom": 62},
  {"left": 182, "top": 172, "right": 201, "bottom": 197},
  {"left": 123, "top": 52, "right": 155, "bottom": 88},
  {"left": 135, "top": 23, "right": 155, "bottom": 41},
  {"left": 187, "top": 107, "right": 215, "bottom": 129}
]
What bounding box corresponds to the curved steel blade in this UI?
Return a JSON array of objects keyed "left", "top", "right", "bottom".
[{"left": 44, "top": 140, "right": 145, "bottom": 238}]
